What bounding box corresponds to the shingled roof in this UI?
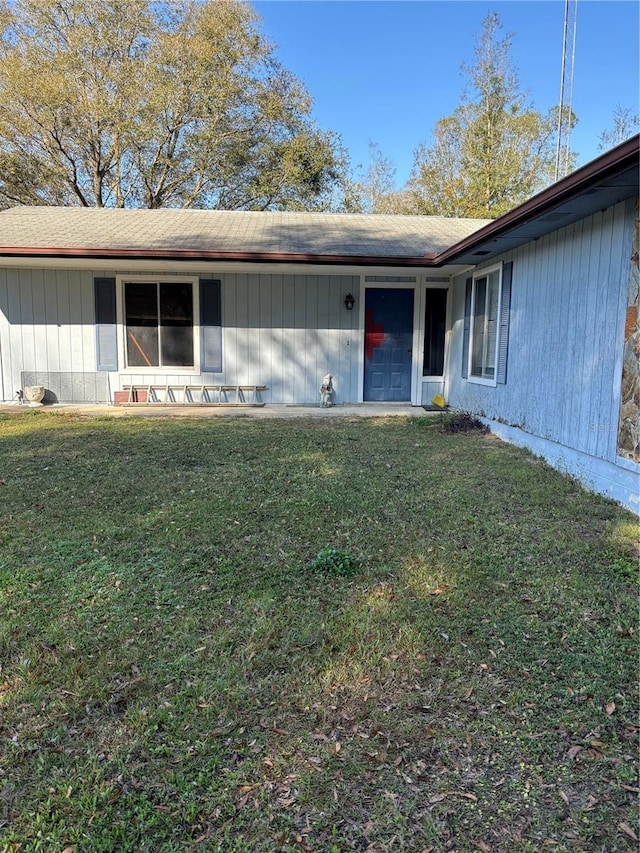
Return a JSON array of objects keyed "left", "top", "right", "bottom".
[{"left": 0, "top": 207, "right": 490, "bottom": 264}]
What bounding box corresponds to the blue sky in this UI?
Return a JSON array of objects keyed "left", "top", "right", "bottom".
[{"left": 254, "top": 0, "right": 639, "bottom": 188}]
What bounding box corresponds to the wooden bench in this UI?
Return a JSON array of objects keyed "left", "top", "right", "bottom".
[{"left": 117, "top": 384, "right": 267, "bottom": 406}]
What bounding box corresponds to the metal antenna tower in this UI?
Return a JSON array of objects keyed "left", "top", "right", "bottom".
[{"left": 555, "top": 0, "right": 578, "bottom": 181}]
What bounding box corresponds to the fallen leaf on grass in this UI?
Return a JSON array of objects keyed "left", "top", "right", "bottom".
[
  {"left": 619, "top": 822, "right": 638, "bottom": 841},
  {"left": 110, "top": 676, "right": 145, "bottom": 694},
  {"left": 475, "top": 841, "right": 491, "bottom": 852},
  {"left": 605, "top": 701, "right": 616, "bottom": 716},
  {"left": 429, "top": 791, "right": 477, "bottom": 803},
  {"left": 236, "top": 794, "right": 251, "bottom": 811},
  {"left": 566, "top": 745, "right": 582, "bottom": 759}
]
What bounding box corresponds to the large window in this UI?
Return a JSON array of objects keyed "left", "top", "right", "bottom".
[
  {"left": 462, "top": 262, "right": 512, "bottom": 386},
  {"left": 125, "top": 281, "right": 194, "bottom": 368},
  {"left": 470, "top": 268, "right": 501, "bottom": 381}
]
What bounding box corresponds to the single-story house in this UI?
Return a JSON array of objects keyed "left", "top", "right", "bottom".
[{"left": 1, "top": 135, "right": 638, "bottom": 511}]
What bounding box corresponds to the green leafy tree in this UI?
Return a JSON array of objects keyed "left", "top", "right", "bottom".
[
  {"left": 406, "top": 13, "right": 572, "bottom": 218},
  {"left": 0, "top": 0, "right": 346, "bottom": 210}
]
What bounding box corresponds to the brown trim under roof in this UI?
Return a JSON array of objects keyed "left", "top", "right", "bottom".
[{"left": 0, "top": 247, "right": 440, "bottom": 267}]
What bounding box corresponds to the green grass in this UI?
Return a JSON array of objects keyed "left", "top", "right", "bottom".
[{"left": 0, "top": 412, "right": 637, "bottom": 853}]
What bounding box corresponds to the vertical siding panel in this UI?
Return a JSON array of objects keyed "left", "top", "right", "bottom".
[
  {"left": 592, "top": 207, "right": 614, "bottom": 459},
  {"left": 580, "top": 216, "right": 601, "bottom": 450},
  {"left": 235, "top": 273, "right": 249, "bottom": 384},
  {"left": 56, "top": 270, "right": 72, "bottom": 373},
  {"left": 270, "top": 275, "right": 284, "bottom": 404},
  {"left": 541, "top": 230, "right": 560, "bottom": 439},
  {"left": 43, "top": 269, "right": 60, "bottom": 372},
  {"left": 317, "top": 276, "right": 330, "bottom": 393},
  {"left": 328, "top": 276, "right": 343, "bottom": 402},
  {"left": 259, "top": 274, "right": 272, "bottom": 396},
  {"left": 580, "top": 213, "right": 604, "bottom": 454},
  {"left": 512, "top": 244, "right": 529, "bottom": 423},
  {"left": 595, "top": 205, "right": 625, "bottom": 460},
  {"left": 557, "top": 222, "right": 573, "bottom": 444},
  {"left": 306, "top": 275, "right": 319, "bottom": 403},
  {"left": 245, "top": 274, "right": 259, "bottom": 384},
  {"left": 225, "top": 273, "right": 239, "bottom": 385},
  {"left": 558, "top": 222, "right": 589, "bottom": 443},
  {"left": 293, "top": 275, "right": 306, "bottom": 402},
  {"left": 7, "top": 272, "right": 24, "bottom": 394},
  {"left": 31, "top": 269, "right": 48, "bottom": 371},
  {"left": 221, "top": 273, "right": 235, "bottom": 386},
  {"left": 522, "top": 244, "right": 541, "bottom": 435},
  {"left": 80, "top": 272, "right": 95, "bottom": 371},
  {"left": 558, "top": 225, "right": 576, "bottom": 446},
  {"left": 68, "top": 270, "right": 86, "bottom": 374},
  {"left": 561, "top": 221, "right": 583, "bottom": 444},
  {"left": 0, "top": 268, "right": 10, "bottom": 400},
  {"left": 282, "top": 275, "right": 296, "bottom": 404},
  {"left": 19, "top": 270, "right": 36, "bottom": 373}
]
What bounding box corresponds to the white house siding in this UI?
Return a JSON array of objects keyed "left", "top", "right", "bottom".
[
  {"left": 0, "top": 267, "right": 97, "bottom": 403},
  {"left": 447, "top": 197, "right": 638, "bottom": 511},
  {"left": 0, "top": 268, "right": 361, "bottom": 406}
]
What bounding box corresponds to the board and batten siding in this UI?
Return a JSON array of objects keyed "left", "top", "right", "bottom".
[
  {"left": 447, "top": 197, "right": 638, "bottom": 509},
  {"left": 0, "top": 267, "right": 97, "bottom": 402},
  {"left": 218, "top": 273, "right": 358, "bottom": 404},
  {"left": 0, "top": 269, "right": 360, "bottom": 405}
]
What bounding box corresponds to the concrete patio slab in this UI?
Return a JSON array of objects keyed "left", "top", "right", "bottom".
[{"left": 0, "top": 402, "right": 434, "bottom": 420}]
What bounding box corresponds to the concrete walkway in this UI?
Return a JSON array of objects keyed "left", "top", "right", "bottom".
[{"left": 0, "top": 402, "right": 432, "bottom": 420}]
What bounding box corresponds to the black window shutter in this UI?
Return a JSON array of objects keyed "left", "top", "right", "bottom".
[
  {"left": 461, "top": 277, "right": 472, "bottom": 379},
  {"left": 496, "top": 262, "right": 513, "bottom": 385},
  {"left": 200, "top": 279, "right": 222, "bottom": 373},
  {"left": 94, "top": 277, "right": 118, "bottom": 371}
]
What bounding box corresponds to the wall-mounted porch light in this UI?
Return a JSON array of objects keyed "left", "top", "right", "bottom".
[{"left": 344, "top": 293, "right": 355, "bottom": 310}]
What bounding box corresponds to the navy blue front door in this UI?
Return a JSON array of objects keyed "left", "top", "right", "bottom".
[{"left": 364, "top": 288, "right": 414, "bottom": 402}]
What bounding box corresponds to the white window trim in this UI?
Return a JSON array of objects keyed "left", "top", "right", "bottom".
[
  {"left": 116, "top": 275, "right": 200, "bottom": 374},
  {"left": 467, "top": 263, "right": 502, "bottom": 387}
]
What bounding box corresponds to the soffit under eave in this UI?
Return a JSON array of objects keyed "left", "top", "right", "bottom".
[{"left": 445, "top": 173, "right": 639, "bottom": 266}]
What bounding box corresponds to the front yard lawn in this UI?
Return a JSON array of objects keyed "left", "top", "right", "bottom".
[{"left": 0, "top": 413, "right": 637, "bottom": 852}]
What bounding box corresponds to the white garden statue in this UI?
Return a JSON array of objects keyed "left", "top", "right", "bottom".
[{"left": 319, "top": 374, "right": 334, "bottom": 407}]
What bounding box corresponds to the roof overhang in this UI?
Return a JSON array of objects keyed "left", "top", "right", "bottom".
[
  {"left": 0, "top": 136, "right": 637, "bottom": 269},
  {"left": 434, "top": 134, "right": 639, "bottom": 266}
]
